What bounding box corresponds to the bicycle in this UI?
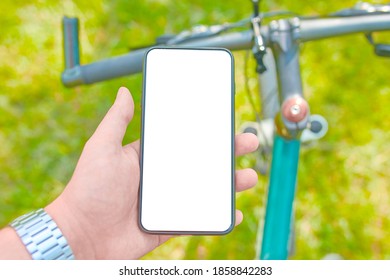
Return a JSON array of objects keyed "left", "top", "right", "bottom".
[{"left": 61, "top": 1, "right": 390, "bottom": 259}]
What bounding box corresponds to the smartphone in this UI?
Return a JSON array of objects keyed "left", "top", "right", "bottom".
[{"left": 139, "top": 47, "right": 235, "bottom": 235}]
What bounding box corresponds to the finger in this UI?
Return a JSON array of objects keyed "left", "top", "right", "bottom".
[
  {"left": 129, "top": 139, "right": 259, "bottom": 189},
  {"left": 128, "top": 133, "right": 259, "bottom": 158},
  {"left": 236, "top": 168, "right": 258, "bottom": 192},
  {"left": 235, "top": 210, "right": 243, "bottom": 226},
  {"left": 90, "top": 87, "right": 134, "bottom": 145},
  {"left": 235, "top": 133, "right": 259, "bottom": 156}
]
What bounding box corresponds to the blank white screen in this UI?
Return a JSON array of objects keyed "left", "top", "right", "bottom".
[{"left": 140, "top": 48, "right": 234, "bottom": 233}]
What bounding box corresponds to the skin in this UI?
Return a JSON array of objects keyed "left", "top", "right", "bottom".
[{"left": 0, "top": 87, "right": 259, "bottom": 260}]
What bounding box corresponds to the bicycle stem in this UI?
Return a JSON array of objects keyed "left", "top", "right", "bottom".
[{"left": 268, "top": 19, "right": 309, "bottom": 139}]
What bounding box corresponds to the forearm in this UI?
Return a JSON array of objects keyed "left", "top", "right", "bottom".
[
  {"left": 0, "top": 226, "right": 31, "bottom": 260},
  {"left": 44, "top": 196, "right": 96, "bottom": 259}
]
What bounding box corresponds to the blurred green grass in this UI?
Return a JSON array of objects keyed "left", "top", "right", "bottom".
[{"left": 0, "top": 0, "right": 389, "bottom": 259}]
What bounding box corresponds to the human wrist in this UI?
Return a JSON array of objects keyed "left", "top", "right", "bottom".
[
  {"left": 45, "top": 197, "right": 96, "bottom": 259},
  {"left": 0, "top": 227, "right": 31, "bottom": 259}
]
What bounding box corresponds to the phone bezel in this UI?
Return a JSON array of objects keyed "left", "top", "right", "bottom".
[{"left": 138, "top": 46, "right": 235, "bottom": 235}]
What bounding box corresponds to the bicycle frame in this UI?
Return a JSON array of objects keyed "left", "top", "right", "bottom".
[{"left": 62, "top": 12, "right": 390, "bottom": 259}]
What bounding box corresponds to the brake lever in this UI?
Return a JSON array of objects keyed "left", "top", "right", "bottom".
[{"left": 251, "top": 16, "right": 267, "bottom": 73}]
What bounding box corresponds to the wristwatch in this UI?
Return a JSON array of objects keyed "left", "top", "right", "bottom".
[{"left": 10, "top": 208, "right": 75, "bottom": 260}]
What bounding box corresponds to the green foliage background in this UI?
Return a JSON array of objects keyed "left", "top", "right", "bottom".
[{"left": 0, "top": 0, "right": 389, "bottom": 259}]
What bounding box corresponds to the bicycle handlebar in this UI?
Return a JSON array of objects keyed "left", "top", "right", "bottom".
[
  {"left": 299, "top": 13, "right": 390, "bottom": 41},
  {"left": 61, "top": 30, "right": 255, "bottom": 87},
  {"left": 62, "top": 13, "right": 390, "bottom": 87}
]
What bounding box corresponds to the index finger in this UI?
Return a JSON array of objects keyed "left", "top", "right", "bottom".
[
  {"left": 125, "top": 133, "right": 259, "bottom": 158},
  {"left": 235, "top": 133, "right": 259, "bottom": 156}
]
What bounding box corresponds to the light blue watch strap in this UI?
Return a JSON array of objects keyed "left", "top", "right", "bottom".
[{"left": 10, "top": 208, "right": 75, "bottom": 260}]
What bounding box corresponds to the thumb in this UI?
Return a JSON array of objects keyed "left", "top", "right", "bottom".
[{"left": 90, "top": 87, "right": 134, "bottom": 145}]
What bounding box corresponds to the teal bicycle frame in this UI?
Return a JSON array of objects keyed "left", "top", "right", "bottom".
[{"left": 261, "top": 136, "right": 300, "bottom": 259}]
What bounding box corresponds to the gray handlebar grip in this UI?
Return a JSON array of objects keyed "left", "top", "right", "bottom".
[{"left": 63, "top": 17, "right": 80, "bottom": 69}]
